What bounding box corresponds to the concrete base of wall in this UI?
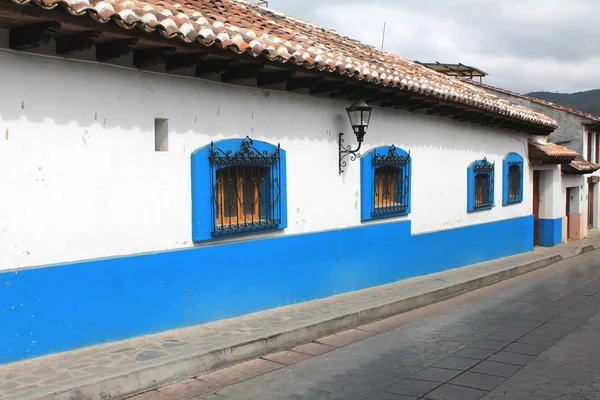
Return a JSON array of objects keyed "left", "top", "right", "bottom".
[
  {"left": 569, "top": 213, "right": 584, "bottom": 240},
  {"left": 539, "top": 218, "right": 563, "bottom": 246}
]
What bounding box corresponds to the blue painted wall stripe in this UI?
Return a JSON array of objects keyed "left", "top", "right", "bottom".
[
  {"left": 538, "top": 217, "right": 562, "bottom": 247},
  {"left": 0, "top": 215, "right": 533, "bottom": 364}
]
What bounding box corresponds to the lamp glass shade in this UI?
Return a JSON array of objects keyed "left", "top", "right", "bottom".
[{"left": 346, "top": 100, "right": 372, "bottom": 142}]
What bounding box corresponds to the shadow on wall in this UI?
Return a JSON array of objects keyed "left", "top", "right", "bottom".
[{"left": 0, "top": 49, "right": 530, "bottom": 157}]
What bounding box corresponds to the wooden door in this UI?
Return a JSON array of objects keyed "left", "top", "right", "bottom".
[
  {"left": 566, "top": 188, "right": 572, "bottom": 239},
  {"left": 589, "top": 183, "right": 595, "bottom": 228},
  {"left": 533, "top": 171, "right": 540, "bottom": 246}
]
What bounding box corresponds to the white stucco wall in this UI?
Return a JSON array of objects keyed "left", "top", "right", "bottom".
[
  {"left": 535, "top": 166, "right": 563, "bottom": 220},
  {"left": 590, "top": 131, "right": 600, "bottom": 229},
  {"left": 0, "top": 51, "right": 534, "bottom": 270}
]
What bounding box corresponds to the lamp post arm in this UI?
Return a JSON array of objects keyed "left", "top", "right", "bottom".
[{"left": 339, "top": 132, "right": 363, "bottom": 174}]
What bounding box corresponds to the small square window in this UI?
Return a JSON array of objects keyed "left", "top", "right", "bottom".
[{"left": 154, "top": 118, "right": 168, "bottom": 152}]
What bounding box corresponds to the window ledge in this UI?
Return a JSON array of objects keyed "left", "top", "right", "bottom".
[
  {"left": 212, "top": 220, "right": 281, "bottom": 236},
  {"left": 469, "top": 203, "right": 494, "bottom": 212}
]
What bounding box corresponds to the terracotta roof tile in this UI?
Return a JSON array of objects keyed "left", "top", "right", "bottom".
[
  {"left": 12, "top": 0, "right": 558, "bottom": 129},
  {"left": 565, "top": 157, "right": 600, "bottom": 174},
  {"left": 469, "top": 81, "right": 600, "bottom": 123},
  {"left": 529, "top": 141, "right": 579, "bottom": 159}
]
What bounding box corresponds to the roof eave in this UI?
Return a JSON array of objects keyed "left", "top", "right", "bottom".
[{"left": 0, "top": 0, "right": 558, "bottom": 132}]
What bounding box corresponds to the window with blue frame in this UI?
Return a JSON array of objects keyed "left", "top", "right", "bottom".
[
  {"left": 191, "top": 136, "right": 287, "bottom": 241},
  {"left": 361, "top": 145, "right": 411, "bottom": 221},
  {"left": 467, "top": 158, "right": 495, "bottom": 212},
  {"left": 503, "top": 152, "right": 524, "bottom": 205}
]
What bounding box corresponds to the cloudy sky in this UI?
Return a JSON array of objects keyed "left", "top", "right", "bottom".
[{"left": 269, "top": 0, "right": 599, "bottom": 94}]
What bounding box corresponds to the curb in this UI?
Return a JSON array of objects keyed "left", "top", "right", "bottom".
[
  {"left": 9, "top": 249, "right": 595, "bottom": 400},
  {"left": 577, "top": 244, "right": 595, "bottom": 255}
]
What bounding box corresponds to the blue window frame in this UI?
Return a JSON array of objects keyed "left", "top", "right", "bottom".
[
  {"left": 467, "top": 158, "right": 495, "bottom": 212},
  {"left": 361, "top": 145, "right": 411, "bottom": 221},
  {"left": 503, "top": 152, "right": 524, "bottom": 205},
  {"left": 191, "top": 136, "right": 287, "bottom": 242}
]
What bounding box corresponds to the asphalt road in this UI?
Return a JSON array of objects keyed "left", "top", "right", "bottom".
[{"left": 197, "top": 250, "right": 600, "bottom": 400}]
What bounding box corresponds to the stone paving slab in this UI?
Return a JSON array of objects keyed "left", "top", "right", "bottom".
[
  {"left": 1, "top": 234, "right": 598, "bottom": 400},
  {"left": 188, "top": 251, "right": 600, "bottom": 400},
  {"left": 482, "top": 291, "right": 600, "bottom": 399}
]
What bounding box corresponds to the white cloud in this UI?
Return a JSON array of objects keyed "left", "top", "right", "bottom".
[{"left": 269, "top": 0, "right": 600, "bottom": 93}]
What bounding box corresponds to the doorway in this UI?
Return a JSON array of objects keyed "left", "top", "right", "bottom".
[
  {"left": 589, "top": 182, "right": 595, "bottom": 228},
  {"left": 533, "top": 171, "right": 540, "bottom": 246},
  {"left": 566, "top": 188, "right": 572, "bottom": 238}
]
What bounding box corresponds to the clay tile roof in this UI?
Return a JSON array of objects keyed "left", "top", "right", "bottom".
[
  {"left": 470, "top": 81, "right": 600, "bottom": 123},
  {"left": 564, "top": 157, "right": 600, "bottom": 174},
  {"left": 10, "top": 0, "right": 558, "bottom": 130},
  {"left": 529, "top": 141, "right": 579, "bottom": 159}
]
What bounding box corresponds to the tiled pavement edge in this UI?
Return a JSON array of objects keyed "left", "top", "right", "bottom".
[
  {"left": 137, "top": 252, "right": 600, "bottom": 400},
  {"left": 1, "top": 235, "right": 598, "bottom": 400}
]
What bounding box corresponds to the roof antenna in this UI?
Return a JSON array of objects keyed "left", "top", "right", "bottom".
[{"left": 381, "top": 22, "right": 387, "bottom": 51}]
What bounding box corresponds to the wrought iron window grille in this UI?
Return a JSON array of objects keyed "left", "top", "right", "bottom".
[
  {"left": 209, "top": 136, "right": 282, "bottom": 236},
  {"left": 372, "top": 145, "right": 411, "bottom": 166},
  {"left": 507, "top": 161, "right": 522, "bottom": 204},
  {"left": 371, "top": 145, "right": 411, "bottom": 216},
  {"left": 473, "top": 157, "right": 494, "bottom": 209}
]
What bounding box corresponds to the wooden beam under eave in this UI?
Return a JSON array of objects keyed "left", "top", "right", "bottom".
[
  {"left": 452, "top": 111, "right": 479, "bottom": 122},
  {"left": 362, "top": 90, "right": 397, "bottom": 104},
  {"left": 407, "top": 101, "right": 437, "bottom": 112},
  {"left": 257, "top": 70, "right": 295, "bottom": 87},
  {"left": 56, "top": 30, "right": 101, "bottom": 56},
  {"left": 427, "top": 105, "right": 459, "bottom": 116},
  {"left": 196, "top": 59, "right": 237, "bottom": 76},
  {"left": 96, "top": 38, "right": 138, "bottom": 62},
  {"left": 221, "top": 64, "right": 264, "bottom": 83},
  {"left": 349, "top": 88, "right": 381, "bottom": 102},
  {"left": 286, "top": 76, "right": 322, "bottom": 91},
  {"left": 380, "top": 95, "right": 412, "bottom": 108},
  {"left": 310, "top": 80, "right": 345, "bottom": 94},
  {"left": 133, "top": 47, "right": 176, "bottom": 69},
  {"left": 165, "top": 53, "right": 206, "bottom": 71},
  {"left": 9, "top": 21, "right": 60, "bottom": 50},
  {"left": 328, "top": 85, "right": 364, "bottom": 100}
]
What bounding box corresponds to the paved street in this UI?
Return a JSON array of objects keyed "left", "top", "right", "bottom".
[{"left": 177, "top": 250, "right": 600, "bottom": 400}]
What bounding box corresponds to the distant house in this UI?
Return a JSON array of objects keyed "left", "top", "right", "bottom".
[
  {"left": 470, "top": 82, "right": 600, "bottom": 243},
  {"left": 0, "top": 0, "right": 561, "bottom": 364}
]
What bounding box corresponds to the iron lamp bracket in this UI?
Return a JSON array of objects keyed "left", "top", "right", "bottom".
[{"left": 339, "top": 132, "right": 362, "bottom": 174}]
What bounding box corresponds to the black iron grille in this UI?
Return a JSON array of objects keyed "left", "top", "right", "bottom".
[
  {"left": 209, "top": 137, "right": 281, "bottom": 236},
  {"left": 507, "top": 162, "right": 522, "bottom": 203},
  {"left": 372, "top": 146, "right": 410, "bottom": 216},
  {"left": 474, "top": 158, "right": 494, "bottom": 209}
]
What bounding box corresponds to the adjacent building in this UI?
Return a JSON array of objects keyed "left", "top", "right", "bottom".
[
  {"left": 471, "top": 82, "right": 600, "bottom": 244},
  {"left": 0, "top": 0, "right": 563, "bottom": 364}
]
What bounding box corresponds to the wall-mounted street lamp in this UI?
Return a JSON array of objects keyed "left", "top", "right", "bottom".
[{"left": 339, "top": 100, "right": 372, "bottom": 174}]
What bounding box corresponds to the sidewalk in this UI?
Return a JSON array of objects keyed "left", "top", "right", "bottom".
[{"left": 2, "top": 233, "right": 599, "bottom": 400}]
